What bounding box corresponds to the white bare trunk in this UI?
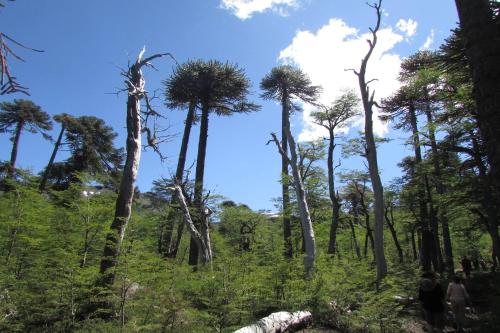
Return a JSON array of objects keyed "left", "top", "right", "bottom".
[
  {"left": 270, "top": 113, "right": 316, "bottom": 277},
  {"left": 234, "top": 311, "right": 312, "bottom": 333},
  {"left": 174, "top": 185, "right": 212, "bottom": 263}
]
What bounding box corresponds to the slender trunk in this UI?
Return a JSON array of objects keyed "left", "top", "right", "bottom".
[
  {"left": 355, "top": 0, "right": 386, "bottom": 281},
  {"left": 39, "top": 124, "right": 65, "bottom": 191},
  {"left": 327, "top": 129, "right": 341, "bottom": 254},
  {"left": 98, "top": 55, "right": 144, "bottom": 288},
  {"left": 424, "top": 103, "right": 454, "bottom": 272},
  {"left": 188, "top": 103, "right": 209, "bottom": 265},
  {"left": 348, "top": 218, "right": 361, "bottom": 259},
  {"left": 282, "top": 115, "right": 316, "bottom": 277},
  {"left": 411, "top": 226, "right": 418, "bottom": 261},
  {"left": 385, "top": 204, "right": 403, "bottom": 263},
  {"left": 9, "top": 121, "right": 24, "bottom": 176},
  {"left": 408, "top": 103, "right": 434, "bottom": 271},
  {"left": 281, "top": 91, "right": 293, "bottom": 258},
  {"left": 161, "top": 102, "right": 196, "bottom": 257}
]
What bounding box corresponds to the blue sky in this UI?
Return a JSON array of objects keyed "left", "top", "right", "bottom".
[{"left": 0, "top": 0, "right": 458, "bottom": 210}]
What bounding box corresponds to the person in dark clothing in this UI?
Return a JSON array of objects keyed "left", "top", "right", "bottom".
[
  {"left": 418, "top": 272, "right": 445, "bottom": 333},
  {"left": 461, "top": 256, "right": 472, "bottom": 278}
]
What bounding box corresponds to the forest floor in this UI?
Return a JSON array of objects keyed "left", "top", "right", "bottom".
[{"left": 297, "top": 271, "right": 500, "bottom": 333}]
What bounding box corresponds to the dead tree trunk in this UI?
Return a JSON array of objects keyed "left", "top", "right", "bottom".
[
  {"left": 350, "top": 0, "right": 387, "bottom": 281},
  {"left": 174, "top": 185, "right": 212, "bottom": 263},
  {"left": 98, "top": 49, "right": 171, "bottom": 288},
  {"left": 271, "top": 127, "right": 316, "bottom": 277}
]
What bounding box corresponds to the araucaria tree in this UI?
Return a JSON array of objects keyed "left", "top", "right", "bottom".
[
  {"left": 39, "top": 113, "right": 75, "bottom": 191},
  {"left": 262, "top": 65, "right": 320, "bottom": 277},
  {"left": 260, "top": 65, "right": 321, "bottom": 260},
  {"left": 171, "top": 60, "right": 259, "bottom": 265},
  {"left": 349, "top": 0, "right": 387, "bottom": 281},
  {"left": 0, "top": 99, "right": 52, "bottom": 176},
  {"left": 160, "top": 61, "right": 201, "bottom": 258},
  {"left": 311, "top": 91, "right": 360, "bottom": 255},
  {"left": 98, "top": 48, "right": 173, "bottom": 290}
]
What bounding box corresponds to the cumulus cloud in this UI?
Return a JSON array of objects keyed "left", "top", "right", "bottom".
[
  {"left": 420, "top": 29, "right": 435, "bottom": 50},
  {"left": 220, "top": 0, "right": 299, "bottom": 20},
  {"left": 279, "top": 18, "right": 404, "bottom": 141},
  {"left": 396, "top": 18, "right": 418, "bottom": 39}
]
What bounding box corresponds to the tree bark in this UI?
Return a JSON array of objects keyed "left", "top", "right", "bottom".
[
  {"left": 353, "top": 0, "right": 387, "bottom": 281},
  {"left": 174, "top": 185, "right": 212, "bottom": 263},
  {"left": 39, "top": 123, "right": 65, "bottom": 191},
  {"left": 327, "top": 128, "right": 341, "bottom": 255},
  {"left": 9, "top": 120, "right": 23, "bottom": 175},
  {"left": 348, "top": 218, "right": 361, "bottom": 259},
  {"left": 424, "top": 102, "right": 454, "bottom": 272},
  {"left": 271, "top": 126, "right": 316, "bottom": 277},
  {"left": 407, "top": 103, "right": 436, "bottom": 271},
  {"left": 281, "top": 91, "right": 293, "bottom": 259},
  {"left": 385, "top": 203, "right": 403, "bottom": 263},
  {"left": 234, "top": 311, "right": 312, "bottom": 333},
  {"left": 161, "top": 102, "right": 196, "bottom": 257},
  {"left": 455, "top": 0, "right": 500, "bottom": 214},
  {"left": 98, "top": 50, "right": 168, "bottom": 289},
  {"left": 189, "top": 103, "right": 210, "bottom": 265}
]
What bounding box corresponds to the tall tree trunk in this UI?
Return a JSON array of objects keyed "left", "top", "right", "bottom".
[
  {"left": 271, "top": 123, "right": 316, "bottom": 276},
  {"left": 327, "top": 128, "right": 341, "bottom": 254},
  {"left": 282, "top": 117, "right": 316, "bottom": 277},
  {"left": 354, "top": 0, "right": 387, "bottom": 281},
  {"left": 99, "top": 62, "right": 143, "bottom": 288},
  {"left": 98, "top": 50, "right": 168, "bottom": 289},
  {"left": 161, "top": 102, "right": 196, "bottom": 257},
  {"left": 9, "top": 121, "right": 23, "bottom": 175},
  {"left": 281, "top": 92, "right": 293, "bottom": 259},
  {"left": 424, "top": 103, "right": 454, "bottom": 272},
  {"left": 188, "top": 104, "right": 210, "bottom": 265},
  {"left": 455, "top": 0, "right": 500, "bottom": 212},
  {"left": 408, "top": 103, "right": 435, "bottom": 271},
  {"left": 39, "top": 123, "right": 65, "bottom": 191}
]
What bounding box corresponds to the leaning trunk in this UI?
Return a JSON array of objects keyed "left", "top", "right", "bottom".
[
  {"left": 188, "top": 104, "right": 210, "bottom": 265},
  {"left": 98, "top": 57, "right": 144, "bottom": 288},
  {"left": 327, "top": 129, "right": 341, "bottom": 255},
  {"left": 39, "top": 123, "right": 66, "bottom": 191},
  {"left": 284, "top": 115, "right": 315, "bottom": 277}
]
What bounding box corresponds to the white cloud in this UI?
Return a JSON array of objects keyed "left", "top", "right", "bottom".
[
  {"left": 220, "top": 0, "right": 298, "bottom": 20},
  {"left": 396, "top": 18, "right": 418, "bottom": 39},
  {"left": 420, "top": 29, "right": 435, "bottom": 50},
  {"left": 279, "top": 18, "right": 404, "bottom": 141}
]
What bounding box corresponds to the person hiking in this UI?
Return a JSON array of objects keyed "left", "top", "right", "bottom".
[
  {"left": 418, "top": 272, "right": 445, "bottom": 333},
  {"left": 461, "top": 256, "right": 472, "bottom": 278},
  {"left": 447, "top": 275, "right": 470, "bottom": 332}
]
